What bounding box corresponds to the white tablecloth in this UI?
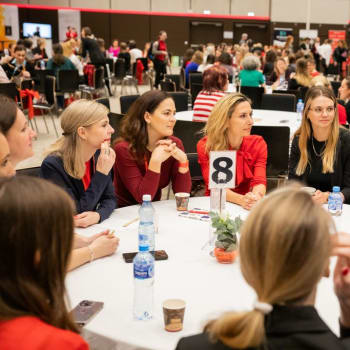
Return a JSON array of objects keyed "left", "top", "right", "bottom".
[{"left": 67, "top": 197, "right": 350, "bottom": 350}]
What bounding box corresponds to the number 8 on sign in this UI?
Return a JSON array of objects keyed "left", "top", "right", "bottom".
[{"left": 209, "top": 151, "right": 236, "bottom": 189}]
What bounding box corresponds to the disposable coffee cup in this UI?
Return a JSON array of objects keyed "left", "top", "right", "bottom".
[
  {"left": 175, "top": 193, "right": 190, "bottom": 211},
  {"left": 301, "top": 186, "right": 316, "bottom": 195},
  {"left": 162, "top": 299, "right": 186, "bottom": 332}
]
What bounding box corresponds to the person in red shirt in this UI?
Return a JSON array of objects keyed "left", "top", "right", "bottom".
[
  {"left": 153, "top": 30, "right": 168, "bottom": 88},
  {"left": 113, "top": 90, "right": 192, "bottom": 207},
  {"left": 197, "top": 93, "right": 267, "bottom": 210},
  {"left": 0, "top": 176, "right": 89, "bottom": 350},
  {"left": 307, "top": 57, "right": 321, "bottom": 77}
]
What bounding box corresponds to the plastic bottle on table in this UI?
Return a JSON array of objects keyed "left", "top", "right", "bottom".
[
  {"left": 138, "top": 194, "right": 155, "bottom": 252},
  {"left": 296, "top": 99, "right": 304, "bottom": 122},
  {"left": 133, "top": 241, "right": 154, "bottom": 320},
  {"left": 328, "top": 186, "right": 343, "bottom": 216}
]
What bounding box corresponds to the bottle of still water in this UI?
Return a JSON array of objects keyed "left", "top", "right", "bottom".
[
  {"left": 328, "top": 186, "right": 343, "bottom": 216},
  {"left": 296, "top": 99, "right": 304, "bottom": 122},
  {"left": 138, "top": 194, "right": 155, "bottom": 252},
  {"left": 133, "top": 238, "right": 155, "bottom": 320}
]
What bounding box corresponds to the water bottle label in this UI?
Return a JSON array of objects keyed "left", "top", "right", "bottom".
[{"left": 134, "top": 264, "right": 154, "bottom": 279}]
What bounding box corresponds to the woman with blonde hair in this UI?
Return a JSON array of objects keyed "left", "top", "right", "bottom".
[
  {"left": 289, "top": 85, "right": 350, "bottom": 204},
  {"left": 176, "top": 186, "right": 350, "bottom": 349},
  {"left": 197, "top": 93, "right": 267, "bottom": 210},
  {"left": 61, "top": 39, "right": 83, "bottom": 77},
  {"left": 185, "top": 50, "right": 204, "bottom": 88},
  {"left": 288, "top": 57, "right": 311, "bottom": 90},
  {"left": 41, "top": 99, "right": 116, "bottom": 227}
]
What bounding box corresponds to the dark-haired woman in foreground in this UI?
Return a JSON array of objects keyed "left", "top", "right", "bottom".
[
  {"left": 113, "top": 90, "right": 191, "bottom": 207},
  {"left": 177, "top": 187, "right": 350, "bottom": 350},
  {"left": 0, "top": 176, "right": 88, "bottom": 349}
]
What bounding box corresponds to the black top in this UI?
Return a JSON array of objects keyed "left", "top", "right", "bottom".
[
  {"left": 266, "top": 68, "right": 292, "bottom": 86},
  {"left": 334, "top": 47, "right": 347, "bottom": 64},
  {"left": 32, "top": 46, "right": 48, "bottom": 59},
  {"left": 2, "top": 58, "right": 35, "bottom": 79},
  {"left": 81, "top": 37, "right": 105, "bottom": 65},
  {"left": 118, "top": 52, "right": 131, "bottom": 73},
  {"left": 176, "top": 305, "right": 350, "bottom": 350},
  {"left": 288, "top": 78, "right": 306, "bottom": 90},
  {"left": 263, "top": 62, "right": 274, "bottom": 77},
  {"left": 288, "top": 127, "right": 350, "bottom": 203}
]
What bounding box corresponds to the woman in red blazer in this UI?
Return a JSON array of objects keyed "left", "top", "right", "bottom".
[
  {"left": 197, "top": 93, "right": 267, "bottom": 210},
  {"left": 0, "top": 176, "right": 88, "bottom": 350}
]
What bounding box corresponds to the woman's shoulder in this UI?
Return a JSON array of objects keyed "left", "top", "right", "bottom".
[
  {"left": 339, "top": 127, "right": 350, "bottom": 144},
  {"left": 177, "top": 332, "right": 229, "bottom": 350},
  {"left": 244, "top": 134, "right": 266, "bottom": 147},
  {"left": 42, "top": 153, "right": 63, "bottom": 167},
  {"left": 169, "top": 135, "right": 185, "bottom": 148}
]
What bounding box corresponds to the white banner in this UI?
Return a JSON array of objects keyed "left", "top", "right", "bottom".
[
  {"left": 0, "top": 5, "right": 19, "bottom": 41},
  {"left": 58, "top": 9, "right": 80, "bottom": 42}
]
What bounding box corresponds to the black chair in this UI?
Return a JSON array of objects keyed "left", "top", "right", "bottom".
[
  {"left": 297, "top": 86, "right": 309, "bottom": 102},
  {"left": 261, "top": 93, "right": 296, "bottom": 112},
  {"left": 32, "top": 70, "right": 54, "bottom": 93},
  {"left": 16, "top": 166, "right": 41, "bottom": 177},
  {"left": 120, "top": 94, "right": 139, "bottom": 114},
  {"left": 189, "top": 72, "right": 203, "bottom": 90},
  {"left": 240, "top": 86, "right": 264, "bottom": 109},
  {"left": 251, "top": 125, "right": 290, "bottom": 178},
  {"left": 108, "top": 112, "right": 124, "bottom": 142},
  {"left": 0, "top": 82, "right": 18, "bottom": 100},
  {"left": 96, "top": 97, "right": 110, "bottom": 110},
  {"left": 137, "top": 57, "right": 148, "bottom": 72},
  {"left": 173, "top": 120, "right": 204, "bottom": 153},
  {"left": 160, "top": 79, "right": 176, "bottom": 92},
  {"left": 187, "top": 152, "right": 202, "bottom": 181},
  {"left": 168, "top": 92, "right": 188, "bottom": 112},
  {"left": 81, "top": 66, "right": 107, "bottom": 98},
  {"left": 58, "top": 70, "right": 80, "bottom": 93},
  {"left": 165, "top": 74, "right": 181, "bottom": 91},
  {"left": 190, "top": 83, "right": 203, "bottom": 105},
  {"left": 331, "top": 81, "right": 341, "bottom": 97},
  {"left": 114, "top": 58, "right": 126, "bottom": 82},
  {"left": 274, "top": 89, "right": 299, "bottom": 97}
]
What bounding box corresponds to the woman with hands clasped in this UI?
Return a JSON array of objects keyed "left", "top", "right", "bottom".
[
  {"left": 113, "top": 90, "right": 191, "bottom": 207},
  {"left": 41, "top": 99, "right": 117, "bottom": 227},
  {"left": 289, "top": 86, "right": 350, "bottom": 204}
]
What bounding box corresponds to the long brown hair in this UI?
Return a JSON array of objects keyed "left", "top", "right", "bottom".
[
  {"left": 0, "top": 94, "right": 18, "bottom": 135},
  {"left": 206, "top": 186, "right": 332, "bottom": 348},
  {"left": 295, "top": 85, "right": 339, "bottom": 175},
  {"left": 116, "top": 90, "right": 173, "bottom": 163},
  {"left": 0, "top": 176, "right": 78, "bottom": 332}
]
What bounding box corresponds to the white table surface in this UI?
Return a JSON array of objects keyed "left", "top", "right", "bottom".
[
  {"left": 67, "top": 197, "right": 350, "bottom": 350},
  {"left": 176, "top": 109, "right": 300, "bottom": 138}
]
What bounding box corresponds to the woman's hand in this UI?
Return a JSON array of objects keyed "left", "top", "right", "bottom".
[
  {"left": 73, "top": 230, "right": 111, "bottom": 248},
  {"left": 240, "top": 192, "right": 260, "bottom": 210},
  {"left": 74, "top": 211, "right": 100, "bottom": 228},
  {"left": 151, "top": 142, "right": 176, "bottom": 164},
  {"left": 89, "top": 233, "right": 119, "bottom": 260},
  {"left": 312, "top": 190, "right": 329, "bottom": 204},
  {"left": 96, "top": 141, "right": 116, "bottom": 175}
]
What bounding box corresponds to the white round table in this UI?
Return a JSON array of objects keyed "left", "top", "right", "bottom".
[{"left": 67, "top": 197, "right": 350, "bottom": 350}]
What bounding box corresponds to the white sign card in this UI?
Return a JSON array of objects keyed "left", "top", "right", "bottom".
[
  {"left": 299, "top": 29, "right": 318, "bottom": 39},
  {"left": 209, "top": 151, "right": 236, "bottom": 189}
]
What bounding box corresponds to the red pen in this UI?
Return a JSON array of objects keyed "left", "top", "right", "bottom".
[{"left": 188, "top": 210, "right": 209, "bottom": 215}]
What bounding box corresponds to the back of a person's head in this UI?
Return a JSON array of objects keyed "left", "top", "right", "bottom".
[
  {"left": 206, "top": 186, "right": 332, "bottom": 348},
  {"left": 296, "top": 58, "right": 308, "bottom": 76},
  {"left": 120, "top": 42, "right": 128, "bottom": 51},
  {"left": 218, "top": 52, "right": 232, "bottom": 66},
  {"left": 206, "top": 54, "right": 215, "bottom": 65},
  {"left": 202, "top": 65, "right": 228, "bottom": 92},
  {"left": 310, "top": 75, "right": 331, "bottom": 88},
  {"left": 242, "top": 54, "right": 260, "bottom": 71},
  {"left": 0, "top": 176, "right": 78, "bottom": 331},
  {"left": 82, "top": 26, "right": 92, "bottom": 36},
  {"left": 265, "top": 49, "right": 277, "bottom": 63},
  {"left": 23, "top": 38, "right": 33, "bottom": 49},
  {"left": 52, "top": 43, "right": 65, "bottom": 65},
  {"left": 192, "top": 50, "right": 203, "bottom": 65},
  {"left": 128, "top": 40, "right": 137, "bottom": 49}
]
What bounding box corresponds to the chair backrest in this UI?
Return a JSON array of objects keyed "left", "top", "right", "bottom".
[
  {"left": 137, "top": 57, "right": 148, "bottom": 72},
  {"left": 297, "top": 86, "right": 309, "bottom": 102},
  {"left": 173, "top": 120, "right": 204, "bottom": 153},
  {"left": 187, "top": 152, "right": 203, "bottom": 181},
  {"left": 58, "top": 70, "right": 80, "bottom": 93},
  {"left": 32, "top": 70, "right": 55, "bottom": 93},
  {"left": 120, "top": 94, "right": 140, "bottom": 114},
  {"left": 261, "top": 93, "right": 296, "bottom": 112},
  {"left": 331, "top": 81, "right": 341, "bottom": 98},
  {"left": 165, "top": 74, "right": 181, "bottom": 91},
  {"left": 160, "top": 80, "right": 176, "bottom": 92},
  {"left": 190, "top": 83, "right": 203, "bottom": 105},
  {"left": 94, "top": 66, "right": 105, "bottom": 89},
  {"left": 0, "top": 82, "right": 18, "bottom": 100},
  {"left": 108, "top": 112, "right": 125, "bottom": 142},
  {"left": 105, "top": 58, "right": 115, "bottom": 77},
  {"left": 240, "top": 86, "right": 264, "bottom": 109},
  {"left": 16, "top": 166, "right": 41, "bottom": 177},
  {"left": 273, "top": 89, "right": 299, "bottom": 97},
  {"left": 251, "top": 125, "right": 290, "bottom": 177},
  {"left": 44, "top": 75, "right": 56, "bottom": 106},
  {"left": 189, "top": 72, "right": 203, "bottom": 88},
  {"left": 96, "top": 97, "right": 110, "bottom": 110},
  {"left": 20, "top": 79, "right": 33, "bottom": 91},
  {"left": 168, "top": 92, "right": 188, "bottom": 112},
  {"left": 115, "top": 58, "right": 126, "bottom": 79}
]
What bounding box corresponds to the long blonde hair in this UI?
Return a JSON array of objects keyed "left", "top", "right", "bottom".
[
  {"left": 204, "top": 93, "right": 251, "bottom": 153},
  {"left": 46, "top": 99, "right": 109, "bottom": 179},
  {"left": 295, "top": 86, "right": 339, "bottom": 175},
  {"left": 294, "top": 58, "right": 311, "bottom": 87},
  {"left": 206, "top": 186, "right": 332, "bottom": 348},
  {"left": 61, "top": 39, "right": 75, "bottom": 57}
]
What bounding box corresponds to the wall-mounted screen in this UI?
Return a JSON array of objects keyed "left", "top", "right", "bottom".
[{"left": 23, "top": 22, "right": 52, "bottom": 39}]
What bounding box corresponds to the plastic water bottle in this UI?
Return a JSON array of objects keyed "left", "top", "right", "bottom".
[
  {"left": 40, "top": 60, "right": 45, "bottom": 70},
  {"left": 138, "top": 194, "right": 155, "bottom": 252},
  {"left": 296, "top": 99, "right": 304, "bottom": 122},
  {"left": 133, "top": 243, "right": 154, "bottom": 320},
  {"left": 328, "top": 186, "right": 343, "bottom": 216}
]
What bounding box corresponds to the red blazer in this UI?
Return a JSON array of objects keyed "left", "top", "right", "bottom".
[
  {"left": 0, "top": 316, "right": 88, "bottom": 350},
  {"left": 338, "top": 103, "right": 347, "bottom": 125},
  {"left": 197, "top": 135, "right": 267, "bottom": 196}
]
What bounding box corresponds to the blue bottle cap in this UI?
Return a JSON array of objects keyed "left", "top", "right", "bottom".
[
  {"left": 139, "top": 245, "right": 149, "bottom": 252},
  {"left": 333, "top": 186, "right": 340, "bottom": 192}
]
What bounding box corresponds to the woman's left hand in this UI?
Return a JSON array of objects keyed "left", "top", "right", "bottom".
[
  {"left": 312, "top": 190, "right": 329, "bottom": 204},
  {"left": 170, "top": 146, "right": 188, "bottom": 163},
  {"left": 74, "top": 211, "right": 100, "bottom": 228}
]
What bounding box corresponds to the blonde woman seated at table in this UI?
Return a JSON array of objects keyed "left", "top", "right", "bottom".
[
  {"left": 177, "top": 187, "right": 350, "bottom": 350},
  {"left": 0, "top": 177, "right": 89, "bottom": 349},
  {"left": 288, "top": 57, "right": 311, "bottom": 90},
  {"left": 289, "top": 86, "right": 350, "bottom": 204},
  {"left": 41, "top": 100, "right": 116, "bottom": 227},
  {"left": 193, "top": 65, "right": 228, "bottom": 122},
  {"left": 197, "top": 93, "right": 267, "bottom": 210},
  {"left": 113, "top": 90, "right": 191, "bottom": 207}
]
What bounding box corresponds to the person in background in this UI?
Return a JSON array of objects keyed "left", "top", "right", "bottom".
[
  {"left": 312, "top": 36, "right": 321, "bottom": 71},
  {"left": 185, "top": 50, "right": 203, "bottom": 88},
  {"left": 193, "top": 66, "right": 228, "bottom": 122},
  {"left": 62, "top": 39, "right": 84, "bottom": 78},
  {"left": 338, "top": 76, "right": 350, "bottom": 124},
  {"left": 176, "top": 186, "right": 350, "bottom": 350},
  {"left": 46, "top": 43, "right": 77, "bottom": 75},
  {"left": 182, "top": 48, "right": 195, "bottom": 69},
  {"left": 319, "top": 39, "right": 333, "bottom": 75},
  {"left": 108, "top": 38, "right": 120, "bottom": 57},
  {"left": 23, "top": 38, "right": 34, "bottom": 62},
  {"left": 41, "top": 99, "right": 116, "bottom": 227},
  {"left": 288, "top": 58, "right": 311, "bottom": 90},
  {"left": 128, "top": 40, "right": 143, "bottom": 66},
  {"left": 66, "top": 26, "right": 77, "bottom": 41},
  {"left": 0, "top": 176, "right": 90, "bottom": 350},
  {"left": 97, "top": 38, "right": 107, "bottom": 58},
  {"left": 0, "top": 131, "right": 15, "bottom": 178},
  {"left": 113, "top": 90, "right": 191, "bottom": 207},
  {"left": 153, "top": 30, "right": 168, "bottom": 88},
  {"left": 289, "top": 86, "right": 350, "bottom": 204},
  {"left": 217, "top": 52, "right": 234, "bottom": 77},
  {"left": 283, "top": 34, "right": 294, "bottom": 53},
  {"left": 118, "top": 42, "right": 131, "bottom": 74},
  {"left": 32, "top": 38, "right": 48, "bottom": 68},
  {"left": 307, "top": 57, "right": 320, "bottom": 77},
  {"left": 288, "top": 54, "right": 297, "bottom": 72},
  {"left": 263, "top": 49, "right": 277, "bottom": 77},
  {"left": 198, "top": 54, "right": 215, "bottom": 73},
  {"left": 267, "top": 57, "right": 292, "bottom": 90},
  {"left": 239, "top": 33, "right": 248, "bottom": 46},
  {"left": 2, "top": 45, "right": 34, "bottom": 79},
  {"left": 197, "top": 93, "right": 267, "bottom": 210},
  {"left": 239, "top": 55, "right": 265, "bottom": 87},
  {"left": 333, "top": 40, "right": 347, "bottom": 78},
  {"left": 299, "top": 37, "right": 311, "bottom": 55},
  {"left": 81, "top": 26, "right": 106, "bottom": 67}
]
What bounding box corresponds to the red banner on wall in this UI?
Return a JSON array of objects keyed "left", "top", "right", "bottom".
[{"left": 328, "top": 30, "right": 346, "bottom": 49}]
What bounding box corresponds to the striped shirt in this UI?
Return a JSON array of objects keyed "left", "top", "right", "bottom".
[{"left": 193, "top": 90, "right": 226, "bottom": 122}]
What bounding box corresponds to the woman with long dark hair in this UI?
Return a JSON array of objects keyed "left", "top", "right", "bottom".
[{"left": 113, "top": 90, "right": 191, "bottom": 207}]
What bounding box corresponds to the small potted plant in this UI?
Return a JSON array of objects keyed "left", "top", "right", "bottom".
[{"left": 209, "top": 211, "right": 243, "bottom": 264}]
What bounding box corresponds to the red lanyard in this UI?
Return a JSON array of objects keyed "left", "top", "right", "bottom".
[{"left": 144, "top": 156, "right": 148, "bottom": 171}]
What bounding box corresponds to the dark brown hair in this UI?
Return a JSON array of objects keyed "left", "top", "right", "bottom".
[
  {"left": 14, "top": 45, "right": 25, "bottom": 53},
  {"left": 52, "top": 43, "right": 65, "bottom": 66},
  {"left": 218, "top": 52, "right": 232, "bottom": 66},
  {"left": 116, "top": 90, "right": 172, "bottom": 163},
  {"left": 82, "top": 26, "right": 91, "bottom": 36},
  {"left": 203, "top": 65, "right": 228, "bottom": 93},
  {"left": 0, "top": 176, "right": 78, "bottom": 332},
  {"left": 0, "top": 95, "right": 18, "bottom": 135}
]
